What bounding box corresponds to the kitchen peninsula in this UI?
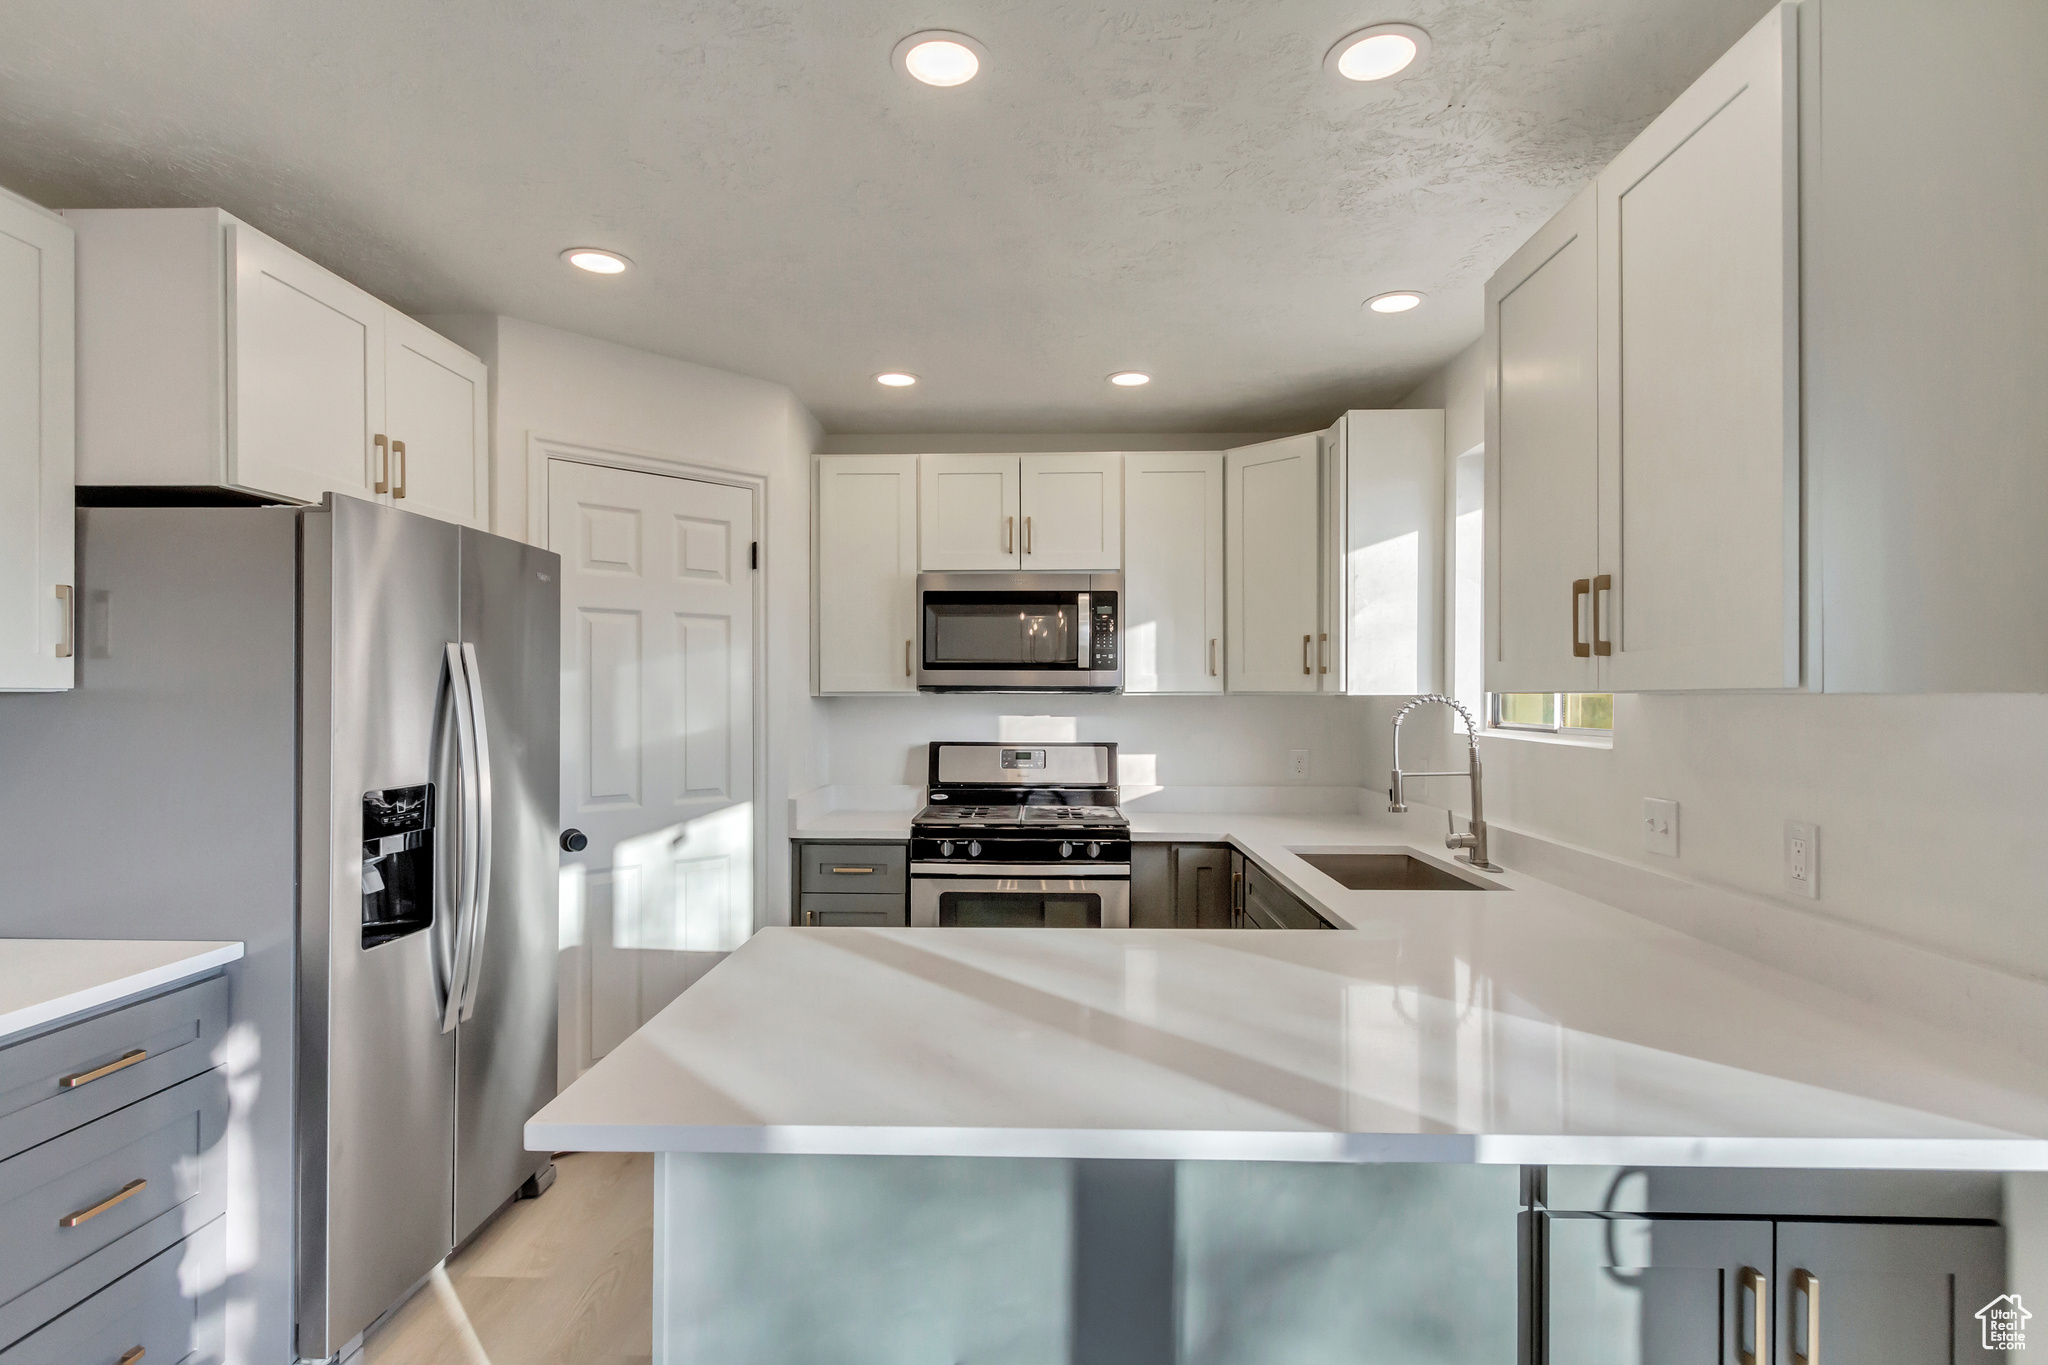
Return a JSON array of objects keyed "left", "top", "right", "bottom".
[{"left": 531, "top": 815, "right": 2048, "bottom": 1364}]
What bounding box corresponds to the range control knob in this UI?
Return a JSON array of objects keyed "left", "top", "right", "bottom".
[
  {"left": 940, "top": 840, "right": 954, "bottom": 857},
  {"left": 968, "top": 840, "right": 983, "bottom": 858},
  {"left": 1060, "top": 841, "right": 1073, "bottom": 858},
  {"left": 1087, "top": 842, "right": 1102, "bottom": 858}
]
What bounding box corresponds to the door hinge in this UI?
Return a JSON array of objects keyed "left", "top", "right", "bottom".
[{"left": 750, "top": 541, "right": 759, "bottom": 570}]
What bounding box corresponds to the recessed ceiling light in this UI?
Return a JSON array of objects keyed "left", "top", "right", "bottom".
[
  {"left": 893, "top": 31, "right": 986, "bottom": 87},
  {"left": 1108, "top": 372, "right": 1151, "bottom": 387},
  {"left": 875, "top": 372, "right": 919, "bottom": 387},
  {"left": 1325, "top": 23, "right": 1431, "bottom": 83},
  {"left": 561, "top": 248, "right": 630, "bottom": 274},
  {"left": 1366, "top": 291, "right": 1425, "bottom": 313}
]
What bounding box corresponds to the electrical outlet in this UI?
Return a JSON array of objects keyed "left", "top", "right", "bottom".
[
  {"left": 1642, "top": 798, "right": 1679, "bottom": 857},
  {"left": 1290, "top": 749, "right": 1310, "bottom": 781},
  {"left": 1785, "top": 820, "right": 1820, "bottom": 899}
]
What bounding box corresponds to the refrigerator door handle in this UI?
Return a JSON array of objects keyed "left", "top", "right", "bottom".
[
  {"left": 456, "top": 642, "right": 493, "bottom": 1022},
  {"left": 442, "top": 642, "right": 481, "bottom": 1035}
]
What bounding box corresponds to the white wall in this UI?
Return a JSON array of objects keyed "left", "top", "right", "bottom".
[
  {"left": 1382, "top": 347, "right": 2048, "bottom": 981},
  {"left": 423, "top": 314, "right": 826, "bottom": 922}
]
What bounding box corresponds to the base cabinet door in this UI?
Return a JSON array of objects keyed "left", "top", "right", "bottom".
[
  {"left": 1545, "top": 1215, "right": 1773, "bottom": 1365},
  {"left": 1776, "top": 1221, "right": 2004, "bottom": 1364},
  {"left": 383, "top": 310, "right": 488, "bottom": 530},
  {"left": 0, "top": 189, "right": 73, "bottom": 692},
  {"left": 1225, "top": 434, "right": 1320, "bottom": 693},
  {"left": 1123, "top": 452, "right": 1223, "bottom": 693},
  {"left": 815, "top": 456, "right": 919, "bottom": 693}
]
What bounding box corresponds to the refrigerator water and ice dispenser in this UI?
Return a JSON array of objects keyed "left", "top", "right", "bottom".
[{"left": 362, "top": 784, "right": 434, "bottom": 947}]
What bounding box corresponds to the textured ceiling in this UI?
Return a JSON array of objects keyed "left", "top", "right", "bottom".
[{"left": 0, "top": 0, "right": 1774, "bottom": 433}]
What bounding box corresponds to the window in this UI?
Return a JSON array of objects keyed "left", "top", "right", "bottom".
[{"left": 1490, "top": 692, "right": 1613, "bottom": 736}]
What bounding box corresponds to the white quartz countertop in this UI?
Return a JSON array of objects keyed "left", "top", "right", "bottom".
[
  {"left": 535, "top": 811, "right": 2048, "bottom": 1168},
  {"left": 0, "top": 939, "right": 244, "bottom": 1043}
]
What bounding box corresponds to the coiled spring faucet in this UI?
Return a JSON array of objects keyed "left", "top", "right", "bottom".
[{"left": 1389, "top": 695, "right": 1502, "bottom": 873}]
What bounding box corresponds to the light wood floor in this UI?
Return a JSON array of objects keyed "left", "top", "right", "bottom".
[{"left": 362, "top": 1152, "right": 653, "bottom": 1365}]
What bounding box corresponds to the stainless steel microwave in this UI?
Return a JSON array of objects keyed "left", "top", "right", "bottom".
[{"left": 915, "top": 572, "right": 1122, "bottom": 693}]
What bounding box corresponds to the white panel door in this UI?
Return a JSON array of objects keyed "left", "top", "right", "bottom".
[
  {"left": 1020, "top": 452, "right": 1121, "bottom": 570},
  {"left": 919, "top": 454, "right": 1019, "bottom": 569},
  {"left": 815, "top": 455, "right": 918, "bottom": 693},
  {"left": 1225, "top": 434, "right": 1321, "bottom": 693},
  {"left": 1598, "top": 3, "right": 1798, "bottom": 691},
  {"left": 1123, "top": 451, "right": 1223, "bottom": 693},
  {"left": 384, "top": 310, "right": 489, "bottom": 530},
  {"left": 1485, "top": 183, "right": 1600, "bottom": 694},
  {"left": 0, "top": 190, "right": 73, "bottom": 691},
  {"left": 550, "top": 459, "right": 757, "bottom": 1074},
  {"left": 229, "top": 221, "right": 384, "bottom": 505}
]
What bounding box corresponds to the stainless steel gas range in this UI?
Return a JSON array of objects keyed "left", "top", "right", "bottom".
[{"left": 909, "top": 742, "right": 1132, "bottom": 927}]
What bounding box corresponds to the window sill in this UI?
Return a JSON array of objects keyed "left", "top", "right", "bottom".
[{"left": 1480, "top": 727, "right": 1614, "bottom": 751}]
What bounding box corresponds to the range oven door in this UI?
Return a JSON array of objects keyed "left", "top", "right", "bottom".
[
  {"left": 916, "top": 572, "right": 1122, "bottom": 692},
  {"left": 910, "top": 868, "right": 1132, "bottom": 928}
]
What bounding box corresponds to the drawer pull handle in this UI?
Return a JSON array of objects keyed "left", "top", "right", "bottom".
[
  {"left": 119, "top": 1349, "right": 145, "bottom": 1365},
  {"left": 829, "top": 866, "right": 878, "bottom": 875},
  {"left": 60, "top": 1178, "right": 147, "bottom": 1229},
  {"left": 60, "top": 1048, "right": 147, "bottom": 1089}
]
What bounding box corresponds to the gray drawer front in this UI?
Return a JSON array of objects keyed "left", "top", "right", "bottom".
[
  {"left": 0, "top": 1070, "right": 227, "bottom": 1333},
  {"left": 1, "top": 1216, "right": 221, "bottom": 1364},
  {"left": 800, "top": 843, "right": 908, "bottom": 894},
  {"left": 0, "top": 977, "right": 227, "bottom": 1163},
  {"left": 799, "top": 894, "right": 907, "bottom": 928}
]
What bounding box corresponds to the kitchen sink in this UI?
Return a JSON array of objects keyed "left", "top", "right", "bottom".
[{"left": 1294, "top": 852, "right": 1497, "bottom": 891}]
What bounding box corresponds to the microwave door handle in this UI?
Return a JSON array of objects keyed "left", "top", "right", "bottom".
[{"left": 1076, "top": 592, "right": 1091, "bottom": 670}]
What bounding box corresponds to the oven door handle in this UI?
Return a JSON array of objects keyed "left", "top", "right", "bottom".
[{"left": 912, "top": 862, "right": 1131, "bottom": 877}]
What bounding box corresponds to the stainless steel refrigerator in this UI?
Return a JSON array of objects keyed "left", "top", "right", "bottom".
[{"left": 0, "top": 495, "right": 559, "bottom": 1363}]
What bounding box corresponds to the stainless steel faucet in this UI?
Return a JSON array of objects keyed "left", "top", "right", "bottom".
[{"left": 1389, "top": 695, "right": 1502, "bottom": 873}]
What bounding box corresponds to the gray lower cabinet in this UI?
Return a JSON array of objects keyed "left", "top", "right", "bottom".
[
  {"left": 1239, "top": 859, "right": 1332, "bottom": 930},
  {"left": 0, "top": 977, "right": 228, "bottom": 1362},
  {"left": 1541, "top": 1211, "right": 2005, "bottom": 1364},
  {"left": 1131, "top": 844, "right": 1236, "bottom": 929},
  {"left": 793, "top": 841, "right": 908, "bottom": 926}
]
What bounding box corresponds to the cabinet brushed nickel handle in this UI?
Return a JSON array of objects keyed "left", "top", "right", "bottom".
[
  {"left": 906, "top": 639, "right": 913, "bottom": 678},
  {"left": 1735, "top": 1265, "right": 1767, "bottom": 1365},
  {"left": 55, "top": 584, "right": 74, "bottom": 659},
  {"left": 1024, "top": 515, "right": 1033, "bottom": 554},
  {"left": 60, "top": 1048, "right": 147, "bottom": 1088},
  {"left": 1592, "top": 573, "right": 1613, "bottom": 656},
  {"left": 118, "top": 1349, "right": 144, "bottom": 1365},
  {"left": 830, "top": 866, "right": 878, "bottom": 875},
  {"left": 60, "top": 1178, "right": 146, "bottom": 1228},
  {"left": 1791, "top": 1269, "right": 1818, "bottom": 1365},
  {"left": 373, "top": 433, "right": 389, "bottom": 493},
  {"left": 1318, "top": 631, "right": 1329, "bottom": 675},
  {"left": 392, "top": 439, "right": 408, "bottom": 499},
  {"left": 1571, "top": 579, "right": 1591, "bottom": 658},
  {"left": 1208, "top": 638, "right": 1218, "bottom": 677},
  {"left": 804, "top": 909, "right": 815, "bottom": 926},
  {"left": 1302, "top": 634, "right": 1312, "bottom": 674},
  {"left": 1005, "top": 515, "right": 1014, "bottom": 554}
]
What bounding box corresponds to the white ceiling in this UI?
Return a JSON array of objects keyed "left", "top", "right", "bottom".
[{"left": 0, "top": 0, "right": 1774, "bottom": 433}]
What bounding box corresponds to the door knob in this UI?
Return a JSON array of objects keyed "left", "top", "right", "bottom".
[{"left": 560, "top": 829, "right": 588, "bottom": 853}]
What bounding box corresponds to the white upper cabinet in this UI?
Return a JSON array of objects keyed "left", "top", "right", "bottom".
[
  {"left": 70, "top": 208, "right": 489, "bottom": 529},
  {"left": 1485, "top": 185, "right": 1601, "bottom": 696},
  {"left": 815, "top": 456, "right": 919, "bottom": 693},
  {"left": 1225, "top": 434, "right": 1320, "bottom": 693},
  {"left": 1123, "top": 452, "right": 1223, "bottom": 693},
  {"left": 1019, "top": 453, "right": 1121, "bottom": 571},
  {"left": 0, "top": 188, "right": 75, "bottom": 691},
  {"left": 1333, "top": 409, "right": 1444, "bottom": 697},
  {"left": 1596, "top": 3, "right": 1798, "bottom": 691},
  {"left": 230, "top": 220, "right": 385, "bottom": 507},
  {"left": 1484, "top": 3, "right": 1798, "bottom": 694},
  {"left": 383, "top": 310, "right": 489, "bottom": 530},
  {"left": 919, "top": 454, "right": 1020, "bottom": 570}
]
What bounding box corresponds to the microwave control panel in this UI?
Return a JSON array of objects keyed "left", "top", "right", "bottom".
[{"left": 1090, "top": 594, "right": 1118, "bottom": 670}]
